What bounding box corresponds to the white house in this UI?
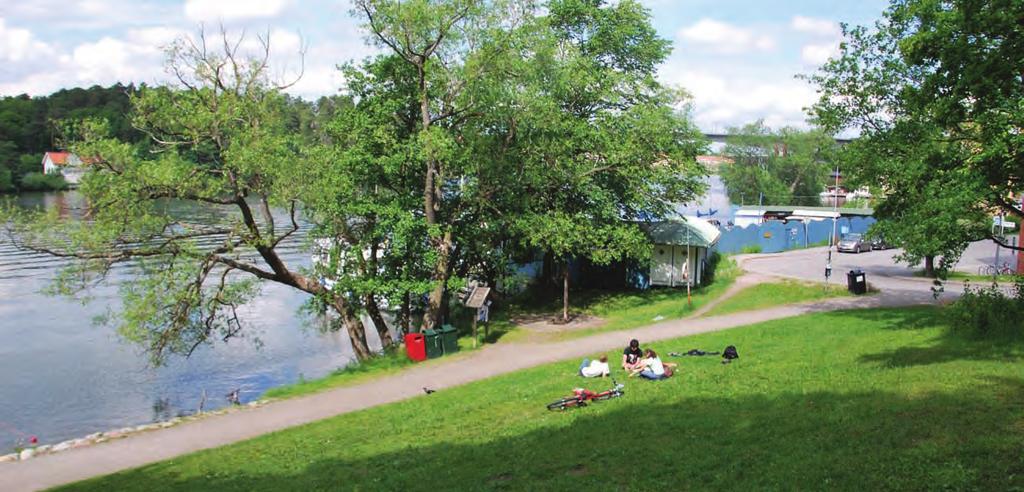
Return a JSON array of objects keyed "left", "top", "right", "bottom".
[
  {"left": 644, "top": 217, "right": 722, "bottom": 287},
  {"left": 42, "top": 152, "right": 84, "bottom": 185}
]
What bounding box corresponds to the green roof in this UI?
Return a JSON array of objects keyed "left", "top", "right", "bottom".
[
  {"left": 641, "top": 217, "right": 722, "bottom": 248},
  {"left": 737, "top": 205, "right": 874, "bottom": 217}
]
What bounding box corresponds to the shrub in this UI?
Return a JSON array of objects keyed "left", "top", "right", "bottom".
[
  {"left": 948, "top": 277, "right": 1024, "bottom": 338},
  {"left": 0, "top": 168, "right": 13, "bottom": 192},
  {"left": 740, "top": 244, "right": 763, "bottom": 254},
  {"left": 19, "top": 172, "right": 68, "bottom": 191}
]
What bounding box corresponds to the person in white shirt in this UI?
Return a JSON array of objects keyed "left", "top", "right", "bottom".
[
  {"left": 578, "top": 355, "right": 610, "bottom": 378},
  {"left": 630, "top": 349, "right": 675, "bottom": 379}
]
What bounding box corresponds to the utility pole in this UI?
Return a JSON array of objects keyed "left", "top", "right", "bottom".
[{"left": 686, "top": 222, "right": 692, "bottom": 307}]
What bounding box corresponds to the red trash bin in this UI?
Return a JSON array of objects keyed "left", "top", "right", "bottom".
[{"left": 405, "top": 333, "right": 427, "bottom": 362}]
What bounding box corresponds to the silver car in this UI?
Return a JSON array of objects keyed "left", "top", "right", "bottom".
[{"left": 838, "top": 233, "right": 871, "bottom": 253}]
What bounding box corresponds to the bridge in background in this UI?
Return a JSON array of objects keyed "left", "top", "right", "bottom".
[{"left": 703, "top": 133, "right": 854, "bottom": 145}]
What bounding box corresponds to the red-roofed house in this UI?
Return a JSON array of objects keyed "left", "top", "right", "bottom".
[
  {"left": 42, "top": 152, "right": 84, "bottom": 185},
  {"left": 696, "top": 155, "right": 734, "bottom": 170}
]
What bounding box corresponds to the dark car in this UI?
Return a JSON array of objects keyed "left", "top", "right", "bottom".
[
  {"left": 837, "top": 233, "right": 871, "bottom": 253},
  {"left": 870, "top": 235, "right": 891, "bottom": 250}
]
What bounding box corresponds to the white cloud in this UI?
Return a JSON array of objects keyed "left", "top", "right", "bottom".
[
  {"left": 0, "top": 18, "right": 55, "bottom": 63},
  {"left": 661, "top": 66, "right": 817, "bottom": 131},
  {"left": 185, "top": 0, "right": 290, "bottom": 22},
  {"left": 0, "top": 28, "right": 169, "bottom": 96},
  {"left": 791, "top": 16, "right": 840, "bottom": 37},
  {"left": 126, "top": 27, "right": 188, "bottom": 48},
  {"left": 678, "top": 19, "right": 776, "bottom": 55},
  {"left": 801, "top": 42, "right": 839, "bottom": 65}
]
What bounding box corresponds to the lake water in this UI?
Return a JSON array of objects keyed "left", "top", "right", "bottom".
[{"left": 0, "top": 192, "right": 381, "bottom": 451}]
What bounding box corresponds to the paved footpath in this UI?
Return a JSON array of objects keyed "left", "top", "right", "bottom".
[{"left": 0, "top": 267, "right": 943, "bottom": 491}]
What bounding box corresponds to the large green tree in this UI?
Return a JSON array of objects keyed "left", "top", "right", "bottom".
[
  {"left": 512, "top": 0, "right": 706, "bottom": 322},
  {"left": 719, "top": 121, "right": 834, "bottom": 207},
  {"left": 808, "top": 0, "right": 1024, "bottom": 274},
  {"left": 2, "top": 32, "right": 383, "bottom": 363},
  {"left": 352, "top": 0, "right": 539, "bottom": 331}
]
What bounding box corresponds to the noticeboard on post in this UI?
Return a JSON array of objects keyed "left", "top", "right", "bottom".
[{"left": 465, "top": 286, "right": 491, "bottom": 309}]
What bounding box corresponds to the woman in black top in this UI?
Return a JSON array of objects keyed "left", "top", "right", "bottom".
[{"left": 622, "top": 338, "right": 643, "bottom": 371}]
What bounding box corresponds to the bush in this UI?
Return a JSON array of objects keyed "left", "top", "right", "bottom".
[
  {"left": 702, "top": 251, "right": 739, "bottom": 286},
  {"left": 740, "top": 244, "right": 763, "bottom": 254},
  {"left": 19, "top": 172, "right": 68, "bottom": 191},
  {"left": 948, "top": 277, "right": 1024, "bottom": 338},
  {"left": 0, "top": 168, "right": 13, "bottom": 192}
]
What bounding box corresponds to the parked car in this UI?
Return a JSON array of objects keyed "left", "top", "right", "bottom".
[
  {"left": 838, "top": 233, "right": 871, "bottom": 253},
  {"left": 870, "top": 235, "right": 891, "bottom": 250}
]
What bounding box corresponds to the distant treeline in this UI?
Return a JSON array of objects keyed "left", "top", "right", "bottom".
[
  {"left": 0, "top": 83, "right": 345, "bottom": 192},
  {"left": 0, "top": 84, "right": 141, "bottom": 191}
]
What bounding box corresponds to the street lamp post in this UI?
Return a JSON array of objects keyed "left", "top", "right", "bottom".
[{"left": 826, "top": 164, "right": 840, "bottom": 289}]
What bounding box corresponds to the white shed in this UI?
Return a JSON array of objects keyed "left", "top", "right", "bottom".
[
  {"left": 42, "top": 152, "right": 84, "bottom": 185},
  {"left": 643, "top": 217, "right": 722, "bottom": 287}
]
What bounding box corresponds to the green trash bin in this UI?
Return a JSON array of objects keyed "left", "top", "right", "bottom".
[
  {"left": 423, "top": 328, "right": 443, "bottom": 359},
  {"left": 439, "top": 324, "right": 459, "bottom": 355}
]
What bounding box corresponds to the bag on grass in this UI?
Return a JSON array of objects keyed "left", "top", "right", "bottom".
[{"left": 722, "top": 345, "right": 739, "bottom": 360}]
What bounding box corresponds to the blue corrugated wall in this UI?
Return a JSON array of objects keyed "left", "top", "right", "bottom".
[{"left": 715, "top": 217, "right": 876, "bottom": 255}]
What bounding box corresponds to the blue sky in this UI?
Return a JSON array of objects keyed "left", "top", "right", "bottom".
[{"left": 0, "top": 0, "right": 890, "bottom": 131}]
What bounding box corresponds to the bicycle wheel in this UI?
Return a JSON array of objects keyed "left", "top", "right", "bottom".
[
  {"left": 592, "top": 389, "right": 624, "bottom": 401},
  {"left": 547, "top": 397, "right": 583, "bottom": 411}
]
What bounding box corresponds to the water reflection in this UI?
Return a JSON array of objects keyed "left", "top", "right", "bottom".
[{"left": 0, "top": 191, "right": 376, "bottom": 451}]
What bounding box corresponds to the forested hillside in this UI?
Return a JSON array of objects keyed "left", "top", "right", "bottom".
[
  {"left": 0, "top": 84, "right": 142, "bottom": 191},
  {"left": 0, "top": 84, "right": 337, "bottom": 192}
]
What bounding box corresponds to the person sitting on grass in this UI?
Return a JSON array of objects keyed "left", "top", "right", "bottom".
[
  {"left": 630, "top": 349, "right": 675, "bottom": 380},
  {"left": 622, "top": 339, "right": 644, "bottom": 372},
  {"left": 578, "top": 355, "right": 610, "bottom": 378}
]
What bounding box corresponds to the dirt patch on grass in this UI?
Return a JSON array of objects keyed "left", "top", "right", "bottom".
[{"left": 518, "top": 313, "right": 606, "bottom": 333}]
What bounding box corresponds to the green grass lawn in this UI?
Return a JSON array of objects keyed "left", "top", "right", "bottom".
[
  {"left": 702, "top": 279, "right": 851, "bottom": 317},
  {"left": 262, "top": 349, "right": 417, "bottom": 400},
  {"left": 544, "top": 257, "right": 742, "bottom": 339},
  {"left": 63, "top": 307, "right": 1024, "bottom": 491},
  {"left": 263, "top": 259, "right": 740, "bottom": 399},
  {"left": 937, "top": 271, "right": 1020, "bottom": 283}
]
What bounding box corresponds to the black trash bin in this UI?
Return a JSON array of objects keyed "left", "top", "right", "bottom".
[
  {"left": 423, "top": 328, "right": 444, "bottom": 359},
  {"left": 847, "top": 269, "right": 867, "bottom": 295}
]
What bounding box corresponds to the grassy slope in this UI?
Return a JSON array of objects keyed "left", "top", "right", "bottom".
[
  {"left": 702, "top": 280, "right": 851, "bottom": 317},
  {"left": 263, "top": 259, "right": 740, "bottom": 400},
  {"left": 548, "top": 257, "right": 741, "bottom": 340},
  {"left": 63, "top": 307, "right": 1024, "bottom": 491}
]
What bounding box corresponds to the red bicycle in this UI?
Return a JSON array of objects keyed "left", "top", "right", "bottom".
[{"left": 546, "top": 379, "right": 625, "bottom": 411}]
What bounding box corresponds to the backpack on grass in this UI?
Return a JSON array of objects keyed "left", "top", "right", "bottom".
[{"left": 722, "top": 345, "right": 739, "bottom": 362}]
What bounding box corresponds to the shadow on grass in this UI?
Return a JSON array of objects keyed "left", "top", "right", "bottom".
[
  {"left": 843, "top": 307, "right": 1024, "bottom": 368},
  {"left": 67, "top": 378, "right": 1024, "bottom": 491},
  {"left": 839, "top": 306, "right": 941, "bottom": 331}
]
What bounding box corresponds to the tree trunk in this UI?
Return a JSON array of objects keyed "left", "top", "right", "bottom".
[
  {"left": 364, "top": 293, "right": 393, "bottom": 349},
  {"left": 423, "top": 231, "right": 454, "bottom": 331},
  {"left": 924, "top": 255, "right": 936, "bottom": 278},
  {"left": 542, "top": 251, "right": 555, "bottom": 291},
  {"left": 1018, "top": 222, "right": 1024, "bottom": 274},
  {"left": 399, "top": 290, "right": 412, "bottom": 334},
  {"left": 562, "top": 261, "right": 570, "bottom": 323},
  {"left": 332, "top": 298, "right": 372, "bottom": 361}
]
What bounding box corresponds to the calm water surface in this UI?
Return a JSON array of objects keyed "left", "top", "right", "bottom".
[{"left": 0, "top": 192, "right": 381, "bottom": 451}]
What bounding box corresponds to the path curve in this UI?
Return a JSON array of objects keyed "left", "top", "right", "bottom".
[{"left": 0, "top": 253, "right": 948, "bottom": 491}]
